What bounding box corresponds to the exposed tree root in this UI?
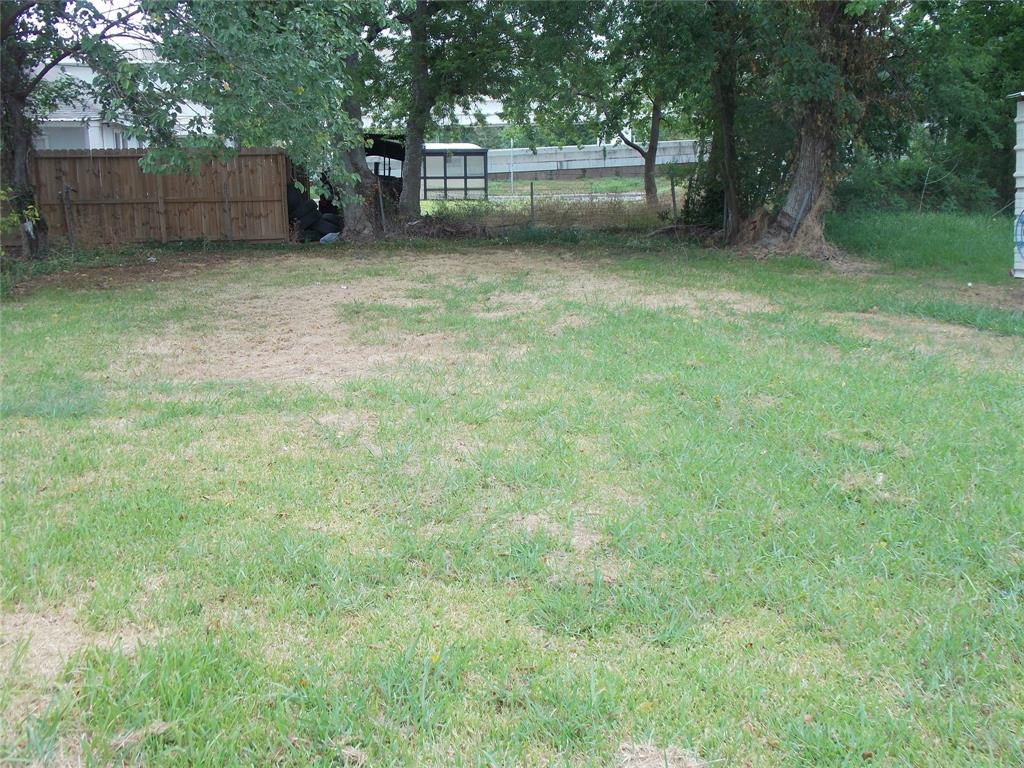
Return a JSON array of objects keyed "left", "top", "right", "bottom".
[{"left": 746, "top": 195, "right": 839, "bottom": 260}]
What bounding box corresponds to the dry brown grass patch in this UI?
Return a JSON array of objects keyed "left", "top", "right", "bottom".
[
  {"left": 136, "top": 281, "right": 473, "bottom": 384},
  {"left": 1, "top": 607, "right": 148, "bottom": 683},
  {"left": 618, "top": 743, "right": 707, "bottom": 768},
  {"left": 512, "top": 510, "right": 625, "bottom": 584},
  {"left": 640, "top": 288, "right": 776, "bottom": 315},
  {"left": 119, "top": 250, "right": 782, "bottom": 385},
  {"left": 831, "top": 311, "right": 1024, "bottom": 370},
  {"left": 1, "top": 606, "right": 154, "bottom": 733},
  {"left": 944, "top": 280, "right": 1024, "bottom": 311}
]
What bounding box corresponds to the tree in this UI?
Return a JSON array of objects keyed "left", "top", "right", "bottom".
[
  {"left": 755, "top": 1, "right": 903, "bottom": 252},
  {"left": 0, "top": 0, "right": 161, "bottom": 256},
  {"left": 904, "top": 0, "right": 1024, "bottom": 206},
  {"left": 706, "top": 0, "right": 743, "bottom": 240},
  {"left": 137, "top": 1, "right": 383, "bottom": 237},
  {"left": 505, "top": 1, "right": 707, "bottom": 210},
  {"left": 604, "top": 1, "right": 704, "bottom": 210},
  {"left": 377, "top": 0, "right": 517, "bottom": 220}
]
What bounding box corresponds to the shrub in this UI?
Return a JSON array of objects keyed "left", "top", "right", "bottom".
[{"left": 834, "top": 154, "right": 997, "bottom": 214}]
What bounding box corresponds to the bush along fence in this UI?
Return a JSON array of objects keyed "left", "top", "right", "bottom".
[{"left": 29, "top": 148, "right": 290, "bottom": 248}]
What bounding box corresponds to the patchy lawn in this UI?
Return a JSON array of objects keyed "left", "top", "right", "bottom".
[{"left": 1, "top": 239, "right": 1022, "bottom": 766}]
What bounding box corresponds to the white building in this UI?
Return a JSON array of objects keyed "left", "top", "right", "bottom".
[
  {"left": 33, "top": 61, "right": 143, "bottom": 150},
  {"left": 33, "top": 59, "right": 206, "bottom": 151}
]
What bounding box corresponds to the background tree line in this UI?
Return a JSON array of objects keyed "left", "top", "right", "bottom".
[{"left": 2, "top": 0, "right": 1021, "bottom": 255}]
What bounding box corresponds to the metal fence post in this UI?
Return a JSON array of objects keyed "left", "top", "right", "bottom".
[
  {"left": 529, "top": 181, "right": 535, "bottom": 228},
  {"left": 671, "top": 177, "right": 678, "bottom": 221}
]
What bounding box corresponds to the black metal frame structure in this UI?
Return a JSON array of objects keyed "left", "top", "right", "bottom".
[
  {"left": 363, "top": 135, "right": 489, "bottom": 201},
  {"left": 420, "top": 146, "right": 488, "bottom": 201}
]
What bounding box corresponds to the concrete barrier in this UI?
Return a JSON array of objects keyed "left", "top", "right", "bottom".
[{"left": 487, "top": 140, "right": 699, "bottom": 181}]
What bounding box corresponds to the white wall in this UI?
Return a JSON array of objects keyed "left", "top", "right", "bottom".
[
  {"left": 366, "top": 139, "right": 701, "bottom": 190},
  {"left": 36, "top": 58, "right": 199, "bottom": 150},
  {"left": 1014, "top": 96, "right": 1023, "bottom": 278},
  {"left": 36, "top": 122, "right": 142, "bottom": 150},
  {"left": 1015, "top": 97, "right": 1023, "bottom": 217},
  {"left": 487, "top": 140, "right": 700, "bottom": 176},
  {"left": 39, "top": 125, "right": 89, "bottom": 149}
]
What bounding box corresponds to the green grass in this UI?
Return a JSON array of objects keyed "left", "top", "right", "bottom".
[
  {"left": 1, "top": 221, "right": 1023, "bottom": 766},
  {"left": 486, "top": 175, "right": 671, "bottom": 197},
  {"left": 825, "top": 211, "right": 1016, "bottom": 284}
]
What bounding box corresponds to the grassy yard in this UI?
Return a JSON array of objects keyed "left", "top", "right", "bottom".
[{"left": 2, "top": 216, "right": 1022, "bottom": 766}]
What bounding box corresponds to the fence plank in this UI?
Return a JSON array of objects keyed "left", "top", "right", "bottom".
[{"left": 29, "top": 148, "right": 290, "bottom": 246}]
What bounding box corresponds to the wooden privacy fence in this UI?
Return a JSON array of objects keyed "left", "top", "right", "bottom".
[{"left": 32, "top": 148, "right": 290, "bottom": 247}]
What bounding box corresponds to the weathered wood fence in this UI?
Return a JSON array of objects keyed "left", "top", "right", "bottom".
[{"left": 31, "top": 148, "right": 290, "bottom": 247}]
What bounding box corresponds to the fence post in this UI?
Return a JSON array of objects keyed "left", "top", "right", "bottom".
[
  {"left": 684, "top": 173, "right": 694, "bottom": 224},
  {"left": 671, "top": 177, "right": 678, "bottom": 221},
  {"left": 529, "top": 181, "right": 535, "bottom": 228},
  {"left": 157, "top": 173, "right": 168, "bottom": 243},
  {"left": 377, "top": 176, "right": 387, "bottom": 234},
  {"left": 221, "top": 166, "right": 233, "bottom": 241},
  {"left": 61, "top": 183, "right": 75, "bottom": 250}
]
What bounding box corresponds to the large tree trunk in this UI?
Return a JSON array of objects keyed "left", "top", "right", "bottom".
[
  {"left": 619, "top": 95, "right": 661, "bottom": 210},
  {"left": 642, "top": 96, "right": 661, "bottom": 210},
  {"left": 1, "top": 88, "right": 47, "bottom": 257},
  {"left": 710, "top": 39, "right": 740, "bottom": 243},
  {"left": 337, "top": 55, "right": 378, "bottom": 241},
  {"left": 756, "top": 1, "right": 847, "bottom": 256},
  {"left": 398, "top": 0, "right": 435, "bottom": 221},
  {"left": 399, "top": 107, "right": 427, "bottom": 221},
  {"left": 755, "top": 113, "right": 834, "bottom": 256},
  {"left": 773, "top": 116, "right": 830, "bottom": 236},
  {"left": 337, "top": 132, "right": 378, "bottom": 241}
]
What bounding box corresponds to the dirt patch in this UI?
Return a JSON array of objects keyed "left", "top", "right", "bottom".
[
  {"left": 826, "top": 254, "right": 884, "bottom": 277},
  {"left": 1, "top": 607, "right": 147, "bottom": 682},
  {"left": 114, "top": 250, "right": 781, "bottom": 384},
  {"left": 133, "top": 283, "right": 474, "bottom": 384},
  {"left": 513, "top": 511, "right": 622, "bottom": 584},
  {"left": 831, "top": 311, "right": 1024, "bottom": 370},
  {"left": 640, "top": 288, "right": 776, "bottom": 315},
  {"left": 619, "top": 743, "right": 707, "bottom": 768},
  {"left": 1, "top": 606, "right": 152, "bottom": 733},
  {"left": 6, "top": 250, "right": 264, "bottom": 297},
  {"left": 515, "top": 512, "right": 558, "bottom": 538},
  {"left": 943, "top": 280, "right": 1024, "bottom": 311}
]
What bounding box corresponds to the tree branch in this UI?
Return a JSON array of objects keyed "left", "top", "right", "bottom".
[
  {"left": 618, "top": 131, "right": 647, "bottom": 159},
  {"left": 1, "top": 0, "right": 36, "bottom": 36},
  {"left": 24, "top": 7, "right": 143, "bottom": 95}
]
